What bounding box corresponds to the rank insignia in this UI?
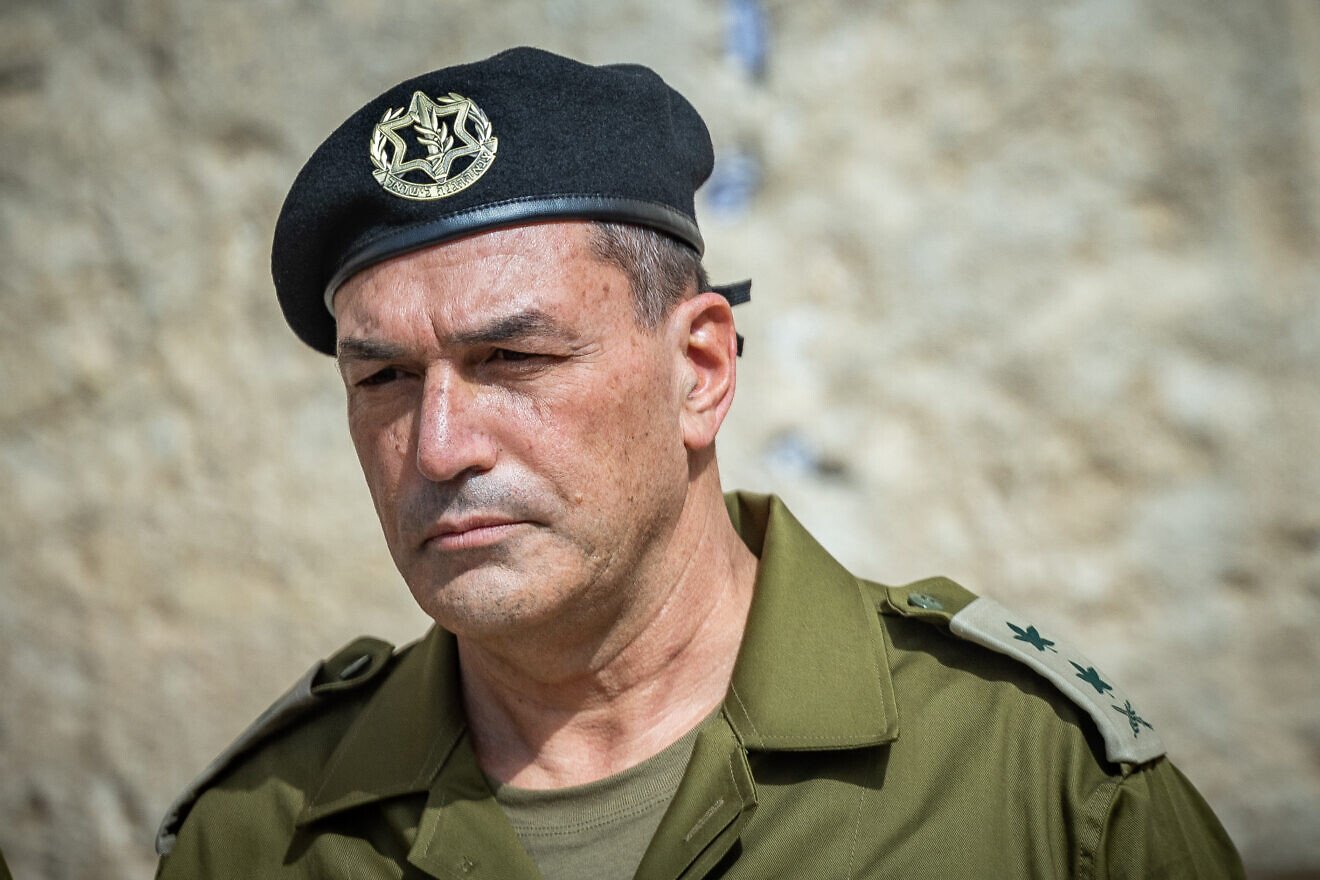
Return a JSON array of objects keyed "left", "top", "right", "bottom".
[
  {"left": 368, "top": 91, "right": 498, "bottom": 201},
  {"left": 949, "top": 596, "right": 1166, "bottom": 765}
]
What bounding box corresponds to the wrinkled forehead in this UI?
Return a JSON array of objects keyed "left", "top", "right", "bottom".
[
  {"left": 329, "top": 221, "right": 601, "bottom": 314},
  {"left": 331, "top": 222, "right": 634, "bottom": 349}
]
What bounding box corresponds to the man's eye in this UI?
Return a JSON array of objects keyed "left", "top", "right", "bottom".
[
  {"left": 490, "top": 349, "right": 539, "bottom": 364},
  {"left": 357, "top": 367, "right": 405, "bottom": 387}
]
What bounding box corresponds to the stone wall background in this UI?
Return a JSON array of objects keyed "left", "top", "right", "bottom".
[{"left": 2, "top": 0, "right": 1317, "bottom": 877}]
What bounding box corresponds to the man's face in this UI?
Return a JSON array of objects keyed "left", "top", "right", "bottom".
[{"left": 334, "top": 222, "right": 692, "bottom": 641}]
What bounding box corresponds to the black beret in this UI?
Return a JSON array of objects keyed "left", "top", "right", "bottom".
[{"left": 272, "top": 46, "right": 716, "bottom": 355}]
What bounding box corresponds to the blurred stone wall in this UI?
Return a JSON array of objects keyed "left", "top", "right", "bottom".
[{"left": 2, "top": 0, "right": 1317, "bottom": 877}]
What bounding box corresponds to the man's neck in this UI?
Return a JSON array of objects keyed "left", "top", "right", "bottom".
[{"left": 456, "top": 482, "right": 758, "bottom": 789}]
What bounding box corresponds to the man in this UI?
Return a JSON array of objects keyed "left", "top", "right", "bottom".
[{"left": 155, "top": 47, "right": 1244, "bottom": 878}]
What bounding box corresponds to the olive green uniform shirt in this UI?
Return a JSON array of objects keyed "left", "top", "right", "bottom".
[{"left": 157, "top": 493, "right": 1244, "bottom": 879}]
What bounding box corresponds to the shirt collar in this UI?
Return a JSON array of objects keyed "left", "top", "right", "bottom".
[
  {"left": 298, "top": 623, "right": 464, "bottom": 825},
  {"left": 722, "top": 492, "right": 899, "bottom": 750},
  {"left": 299, "top": 492, "right": 898, "bottom": 824}
]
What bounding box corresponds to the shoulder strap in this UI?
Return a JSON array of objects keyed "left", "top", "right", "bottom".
[
  {"left": 877, "top": 578, "right": 1166, "bottom": 766},
  {"left": 155, "top": 636, "right": 395, "bottom": 856}
]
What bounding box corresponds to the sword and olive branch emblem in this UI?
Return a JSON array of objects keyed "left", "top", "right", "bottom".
[{"left": 368, "top": 91, "right": 498, "bottom": 201}]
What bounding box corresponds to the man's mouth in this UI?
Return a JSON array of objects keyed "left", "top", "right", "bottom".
[{"left": 422, "top": 516, "right": 528, "bottom": 551}]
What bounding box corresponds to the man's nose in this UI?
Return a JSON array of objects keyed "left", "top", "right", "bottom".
[{"left": 414, "top": 370, "right": 498, "bottom": 483}]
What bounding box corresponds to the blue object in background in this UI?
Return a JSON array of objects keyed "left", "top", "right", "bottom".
[
  {"left": 725, "top": 0, "right": 769, "bottom": 81},
  {"left": 763, "top": 429, "right": 850, "bottom": 480},
  {"left": 704, "top": 147, "right": 763, "bottom": 219}
]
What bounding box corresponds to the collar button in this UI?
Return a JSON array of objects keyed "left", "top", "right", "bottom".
[{"left": 907, "top": 592, "right": 944, "bottom": 611}]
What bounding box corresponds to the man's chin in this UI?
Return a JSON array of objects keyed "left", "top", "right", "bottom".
[{"left": 406, "top": 567, "right": 550, "bottom": 635}]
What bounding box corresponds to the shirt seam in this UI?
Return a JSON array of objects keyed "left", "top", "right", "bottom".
[
  {"left": 505, "top": 792, "right": 677, "bottom": 837},
  {"left": 727, "top": 684, "right": 764, "bottom": 742},
  {"left": 410, "top": 723, "right": 456, "bottom": 789},
  {"left": 844, "top": 752, "right": 873, "bottom": 880},
  {"left": 1078, "top": 774, "right": 1125, "bottom": 880}
]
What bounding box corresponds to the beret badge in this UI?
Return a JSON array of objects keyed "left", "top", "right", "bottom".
[
  {"left": 367, "top": 91, "right": 498, "bottom": 201},
  {"left": 274, "top": 48, "right": 740, "bottom": 355}
]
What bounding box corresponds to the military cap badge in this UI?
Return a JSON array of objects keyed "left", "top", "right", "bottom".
[
  {"left": 368, "top": 91, "right": 498, "bottom": 200},
  {"left": 274, "top": 48, "right": 731, "bottom": 355}
]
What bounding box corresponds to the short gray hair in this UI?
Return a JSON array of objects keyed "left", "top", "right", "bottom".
[{"left": 588, "top": 222, "right": 710, "bottom": 328}]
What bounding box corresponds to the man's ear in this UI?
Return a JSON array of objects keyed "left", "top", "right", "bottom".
[{"left": 670, "top": 291, "right": 739, "bottom": 451}]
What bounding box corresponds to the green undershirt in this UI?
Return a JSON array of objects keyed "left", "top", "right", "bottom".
[{"left": 488, "top": 722, "right": 706, "bottom": 880}]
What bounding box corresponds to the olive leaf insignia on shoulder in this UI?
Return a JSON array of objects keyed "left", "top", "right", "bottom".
[{"left": 368, "top": 91, "right": 498, "bottom": 201}]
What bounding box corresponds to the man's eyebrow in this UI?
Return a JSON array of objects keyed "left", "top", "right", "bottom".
[
  {"left": 337, "top": 310, "right": 573, "bottom": 362},
  {"left": 337, "top": 337, "right": 409, "bottom": 362},
  {"left": 447, "top": 309, "right": 571, "bottom": 346}
]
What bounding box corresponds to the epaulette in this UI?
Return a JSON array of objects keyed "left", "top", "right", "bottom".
[
  {"left": 155, "top": 636, "right": 395, "bottom": 856},
  {"left": 874, "top": 576, "right": 1165, "bottom": 766}
]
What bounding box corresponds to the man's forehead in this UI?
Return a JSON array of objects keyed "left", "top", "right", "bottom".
[
  {"left": 332, "top": 224, "right": 629, "bottom": 351},
  {"left": 334, "top": 222, "right": 608, "bottom": 312},
  {"left": 347, "top": 220, "right": 595, "bottom": 280}
]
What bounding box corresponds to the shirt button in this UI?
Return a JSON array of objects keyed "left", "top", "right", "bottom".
[
  {"left": 907, "top": 592, "right": 944, "bottom": 611},
  {"left": 338, "top": 654, "right": 371, "bottom": 680}
]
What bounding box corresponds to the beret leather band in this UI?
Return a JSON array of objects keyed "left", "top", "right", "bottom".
[
  {"left": 272, "top": 47, "right": 741, "bottom": 356},
  {"left": 322, "top": 194, "right": 704, "bottom": 316}
]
